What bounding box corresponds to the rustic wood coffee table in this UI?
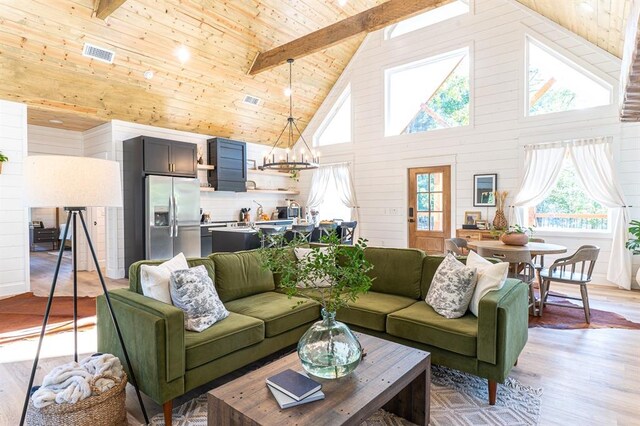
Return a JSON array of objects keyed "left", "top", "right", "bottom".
[{"left": 207, "top": 333, "right": 430, "bottom": 426}]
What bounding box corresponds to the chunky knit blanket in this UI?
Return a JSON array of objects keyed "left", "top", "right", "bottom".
[{"left": 31, "top": 353, "right": 124, "bottom": 408}]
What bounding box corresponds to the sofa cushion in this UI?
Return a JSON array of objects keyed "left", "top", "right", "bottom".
[
  {"left": 184, "top": 312, "right": 264, "bottom": 370},
  {"left": 129, "top": 257, "right": 215, "bottom": 295},
  {"left": 387, "top": 301, "right": 478, "bottom": 357},
  {"left": 224, "top": 292, "right": 320, "bottom": 338},
  {"left": 210, "top": 251, "right": 275, "bottom": 302},
  {"left": 364, "top": 247, "right": 424, "bottom": 299},
  {"left": 336, "top": 291, "right": 417, "bottom": 332}
]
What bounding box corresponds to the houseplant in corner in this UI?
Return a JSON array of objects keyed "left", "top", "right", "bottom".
[
  {"left": 0, "top": 151, "right": 8, "bottom": 174},
  {"left": 260, "top": 233, "right": 373, "bottom": 379},
  {"left": 625, "top": 220, "right": 640, "bottom": 284}
]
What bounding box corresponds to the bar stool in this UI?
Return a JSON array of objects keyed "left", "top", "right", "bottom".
[
  {"left": 259, "top": 226, "right": 286, "bottom": 248},
  {"left": 318, "top": 222, "right": 337, "bottom": 240},
  {"left": 339, "top": 221, "right": 357, "bottom": 245},
  {"left": 291, "top": 224, "right": 314, "bottom": 243}
]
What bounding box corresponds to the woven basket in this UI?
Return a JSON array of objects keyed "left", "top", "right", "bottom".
[{"left": 26, "top": 373, "right": 128, "bottom": 426}]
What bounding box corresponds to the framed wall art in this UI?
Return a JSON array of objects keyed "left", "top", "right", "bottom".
[{"left": 473, "top": 174, "right": 497, "bottom": 207}]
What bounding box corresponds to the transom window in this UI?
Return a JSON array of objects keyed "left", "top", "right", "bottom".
[
  {"left": 527, "top": 37, "right": 612, "bottom": 116},
  {"left": 533, "top": 158, "right": 608, "bottom": 231},
  {"left": 416, "top": 172, "right": 444, "bottom": 231},
  {"left": 385, "top": 48, "right": 470, "bottom": 136},
  {"left": 385, "top": 1, "right": 470, "bottom": 40},
  {"left": 314, "top": 85, "right": 351, "bottom": 147}
]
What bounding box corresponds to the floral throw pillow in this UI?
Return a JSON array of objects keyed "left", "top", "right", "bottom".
[
  {"left": 170, "top": 265, "right": 229, "bottom": 332},
  {"left": 426, "top": 253, "right": 478, "bottom": 319}
]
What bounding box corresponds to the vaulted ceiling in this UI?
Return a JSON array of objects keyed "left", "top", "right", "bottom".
[{"left": 0, "top": 0, "right": 632, "bottom": 145}]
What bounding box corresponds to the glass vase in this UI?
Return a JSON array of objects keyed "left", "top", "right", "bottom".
[{"left": 297, "top": 308, "right": 362, "bottom": 379}]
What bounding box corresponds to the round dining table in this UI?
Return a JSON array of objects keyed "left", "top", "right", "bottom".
[{"left": 466, "top": 240, "right": 567, "bottom": 256}]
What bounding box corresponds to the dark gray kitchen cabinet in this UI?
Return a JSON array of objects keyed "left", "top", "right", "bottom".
[
  {"left": 142, "top": 136, "right": 197, "bottom": 177},
  {"left": 207, "top": 138, "right": 247, "bottom": 192}
]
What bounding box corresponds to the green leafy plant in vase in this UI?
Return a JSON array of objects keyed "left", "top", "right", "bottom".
[
  {"left": 0, "top": 151, "right": 8, "bottom": 174},
  {"left": 260, "top": 233, "right": 373, "bottom": 379},
  {"left": 499, "top": 224, "right": 534, "bottom": 246},
  {"left": 626, "top": 220, "right": 640, "bottom": 285}
]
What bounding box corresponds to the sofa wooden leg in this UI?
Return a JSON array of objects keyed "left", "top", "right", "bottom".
[
  {"left": 163, "top": 400, "right": 173, "bottom": 426},
  {"left": 488, "top": 380, "right": 497, "bottom": 405},
  {"left": 514, "top": 358, "right": 518, "bottom": 367}
]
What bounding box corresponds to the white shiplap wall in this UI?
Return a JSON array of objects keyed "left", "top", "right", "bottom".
[
  {"left": 27, "top": 125, "right": 84, "bottom": 228},
  {"left": 0, "top": 100, "right": 29, "bottom": 296},
  {"left": 297, "top": 0, "right": 640, "bottom": 288},
  {"left": 109, "top": 120, "right": 290, "bottom": 278}
]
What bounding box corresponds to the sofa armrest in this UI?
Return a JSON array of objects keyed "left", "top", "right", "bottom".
[
  {"left": 476, "top": 279, "right": 529, "bottom": 366},
  {"left": 97, "top": 289, "right": 185, "bottom": 401}
]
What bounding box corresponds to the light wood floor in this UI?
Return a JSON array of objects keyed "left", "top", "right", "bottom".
[{"left": 1, "top": 256, "right": 639, "bottom": 425}]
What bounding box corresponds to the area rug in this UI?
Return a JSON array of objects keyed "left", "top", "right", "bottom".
[
  {"left": 0, "top": 292, "right": 96, "bottom": 344},
  {"left": 528, "top": 295, "right": 640, "bottom": 330},
  {"left": 149, "top": 366, "right": 542, "bottom": 426}
]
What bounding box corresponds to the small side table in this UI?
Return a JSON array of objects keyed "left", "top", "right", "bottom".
[{"left": 30, "top": 227, "right": 59, "bottom": 251}]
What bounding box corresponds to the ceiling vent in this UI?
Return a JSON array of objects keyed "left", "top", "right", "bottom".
[
  {"left": 242, "top": 95, "right": 261, "bottom": 106},
  {"left": 82, "top": 43, "right": 115, "bottom": 64}
]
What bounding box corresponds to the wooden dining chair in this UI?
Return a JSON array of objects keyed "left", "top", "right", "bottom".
[
  {"left": 538, "top": 245, "right": 600, "bottom": 323},
  {"left": 291, "top": 224, "right": 315, "bottom": 243},
  {"left": 444, "top": 238, "right": 469, "bottom": 256},
  {"left": 477, "top": 247, "right": 538, "bottom": 316},
  {"left": 339, "top": 221, "right": 358, "bottom": 245}
]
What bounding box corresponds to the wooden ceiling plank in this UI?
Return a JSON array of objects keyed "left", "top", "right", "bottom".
[
  {"left": 249, "top": 0, "right": 454, "bottom": 75},
  {"left": 96, "top": 0, "right": 128, "bottom": 20}
]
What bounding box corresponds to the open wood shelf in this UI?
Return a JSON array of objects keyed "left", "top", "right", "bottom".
[
  {"left": 200, "top": 187, "right": 216, "bottom": 192},
  {"left": 197, "top": 164, "right": 216, "bottom": 170},
  {"left": 248, "top": 169, "right": 291, "bottom": 177},
  {"left": 200, "top": 188, "right": 298, "bottom": 195}
]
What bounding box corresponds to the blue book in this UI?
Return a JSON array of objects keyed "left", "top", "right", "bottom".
[{"left": 266, "top": 369, "right": 321, "bottom": 401}]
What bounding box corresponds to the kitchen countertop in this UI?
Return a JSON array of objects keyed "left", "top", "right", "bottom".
[{"left": 201, "top": 219, "right": 294, "bottom": 227}]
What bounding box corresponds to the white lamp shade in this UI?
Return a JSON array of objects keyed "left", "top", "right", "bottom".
[{"left": 25, "top": 155, "right": 123, "bottom": 208}]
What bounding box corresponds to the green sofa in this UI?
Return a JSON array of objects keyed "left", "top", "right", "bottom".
[{"left": 97, "top": 247, "right": 528, "bottom": 426}]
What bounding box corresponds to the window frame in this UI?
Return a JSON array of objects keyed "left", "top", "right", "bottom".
[
  {"left": 523, "top": 34, "right": 614, "bottom": 119},
  {"left": 313, "top": 84, "right": 352, "bottom": 148},
  {"left": 384, "top": 46, "right": 472, "bottom": 137},
  {"left": 384, "top": 0, "right": 471, "bottom": 41},
  {"left": 529, "top": 157, "right": 612, "bottom": 236}
]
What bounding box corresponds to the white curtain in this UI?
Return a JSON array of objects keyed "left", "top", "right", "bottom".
[
  {"left": 332, "top": 164, "right": 359, "bottom": 223},
  {"left": 510, "top": 144, "right": 566, "bottom": 225},
  {"left": 306, "top": 166, "right": 333, "bottom": 208},
  {"left": 307, "top": 163, "right": 358, "bottom": 222},
  {"left": 568, "top": 138, "right": 631, "bottom": 289}
]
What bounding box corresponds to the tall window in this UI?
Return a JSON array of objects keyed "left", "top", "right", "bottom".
[
  {"left": 314, "top": 85, "right": 351, "bottom": 147},
  {"left": 385, "top": 1, "right": 469, "bottom": 40},
  {"left": 385, "top": 48, "right": 470, "bottom": 136},
  {"left": 317, "top": 179, "right": 351, "bottom": 222},
  {"left": 527, "top": 37, "right": 612, "bottom": 116},
  {"left": 534, "top": 157, "right": 608, "bottom": 231}
]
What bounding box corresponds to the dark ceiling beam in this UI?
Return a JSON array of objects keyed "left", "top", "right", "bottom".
[
  {"left": 249, "top": 0, "right": 454, "bottom": 75},
  {"left": 95, "top": 0, "right": 128, "bottom": 20}
]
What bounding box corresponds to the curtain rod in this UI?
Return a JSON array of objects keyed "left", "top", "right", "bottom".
[{"left": 523, "top": 136, "right": 612, "bottom": 150}]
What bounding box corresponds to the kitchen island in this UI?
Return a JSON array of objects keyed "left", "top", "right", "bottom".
[{"left": 204, "top": 220, "right": 293, "bottom": 254}]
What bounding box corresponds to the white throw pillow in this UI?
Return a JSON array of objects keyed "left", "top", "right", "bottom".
[
  {"left": 294, "top": 247, "right": 331, "bottom": 288},
  {"left": 170, "top": 265, "right": 229, "bottom": 332},
  {"left": 467, "top": 250, "right": 509, "bottom": 317},
  {"left": 426, "top": 253, "right": 477, "bottom": 319},
  {"left": 140, "top": 253, "right": 189, "bottom": 304}
]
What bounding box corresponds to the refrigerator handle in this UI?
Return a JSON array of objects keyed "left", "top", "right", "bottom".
[
  {"left": 169, "top": 196, "right": 174, "bottom": 238},
  {"left": 173, "top": 195, "right": 178, "bottom": 237}
]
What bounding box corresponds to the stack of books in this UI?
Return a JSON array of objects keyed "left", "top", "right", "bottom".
[{"left": 266, "top": 369, "right": 324, "bottom": 409}]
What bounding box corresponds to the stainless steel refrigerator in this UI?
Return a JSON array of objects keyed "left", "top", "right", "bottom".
[{"left": 146, "top": 175, "right": 201, "bottom": 260}]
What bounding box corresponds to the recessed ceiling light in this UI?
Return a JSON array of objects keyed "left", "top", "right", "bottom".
[
  {"left": 175, "top": 45, "right": 190, "bottom": 64},
  {"left": 284, "top": 87, "right": 292, "bottom": 97},
  {"left": 338, "top": 0, "right": 347, "bottom": 6},
  {"left": 580, "top": 1, "right": 594, "bottom": 13},
  {"left": 143, "top": 70, "right": 154, "bottom": 80},
  {"left": 48, "top": 119, "right": 63, "bottom": 124}
]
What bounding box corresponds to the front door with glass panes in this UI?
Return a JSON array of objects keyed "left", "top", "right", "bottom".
[{"left": 408, "top": 166, "right": 451, "bottom": 253}]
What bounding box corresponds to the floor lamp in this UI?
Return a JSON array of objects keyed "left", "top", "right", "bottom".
[{"left": 21, "top": 155, "right": 148, "bottom": 425}]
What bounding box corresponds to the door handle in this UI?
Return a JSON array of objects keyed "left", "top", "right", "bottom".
[
  {"left": 173, "top": 195, "right": 178, "bottom": 237},
  {"left": 408, "top": 219, "right": 415, "bottom": 223},
  {"left": 169, "top": 197, "right": 174, "bottom": 237}
]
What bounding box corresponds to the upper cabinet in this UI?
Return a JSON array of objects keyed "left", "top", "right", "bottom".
[
  {"left": 141, "top": 136, "right": 197, "bottom": 177},
  {"left": 207, "top": 137, "right": 247, "bottom": 192}
]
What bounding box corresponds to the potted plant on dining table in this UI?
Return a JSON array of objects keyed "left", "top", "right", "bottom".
[
  {"left": 499, "top": 224, "right": 534, "bottom": 246},
  {"left": 259, "top": 233, "right": 373, "bottom": 379}
]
